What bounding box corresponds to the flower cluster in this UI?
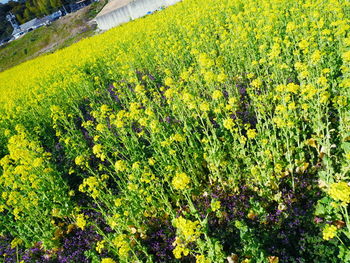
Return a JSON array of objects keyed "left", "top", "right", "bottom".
[
  {"left": 322, "top": 225, "right": 337, "bottom": 241},
  {"left": 172, "top": 173, "right": 191, "bottom": 191},
  {"left": 328, "top": 182, "right": 350, "bottom": 203},
  {"left": 172, "top": 217, "right": 201, "bottom": 259}
]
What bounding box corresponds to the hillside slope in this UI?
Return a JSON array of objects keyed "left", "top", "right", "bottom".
[{"left": 0, "top": 0, "right": 106, "bottom": 72}]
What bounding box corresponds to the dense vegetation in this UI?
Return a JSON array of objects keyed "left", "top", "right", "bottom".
[{"left": 1, "top": 0, "right": 350, "bottom": 262}]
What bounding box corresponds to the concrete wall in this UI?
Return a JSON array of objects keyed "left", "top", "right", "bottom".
[
  {"left": 97, "top": 5, "right": 132, "bottom": 30},
  {"left": 96, "top": 0, "right": 181, "bottom": 30}
]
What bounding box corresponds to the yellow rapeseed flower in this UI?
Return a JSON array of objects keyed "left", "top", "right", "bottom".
[
  {"left": 10, "top": 238, "right": 23, "bottom": 249},
  {"left": 172, "top": 134, "right": 186, "bottom": 142},
  {"left": 322, "top": 224, "right": 337, "bottom": 240},
  {"left": 115, "top": 160, "right": 127, "bottom": 172},
  {"left": 311, "top": 50, "right": 321, "bottom": 64},
  {"left": 113, "top": 234, "right": 130, "bottom": 257},
  {"left": 96, "top": 123, "right": 106, "bottom": 132},
  {"left": 223, "top": 118, "right": 234, "bottom": 130},
  {"left": 101, "top": 258, "right": 116, "bottom": 263},
  {"left": 76, "top": 213, "right": 87, "bottom": 230},
  {"left": 247, "top": 129, "right": 257, "bottom": 139},
  {"left": 212, "top": 90, "right": 223, "bottom": 100},
  {"left": 172, "top": 172, "right": 191, "bottom": 190},
  {"left": 199, "top": 102, "right": 210, "bottom": 112},
  {"left": 96, "top": 240, "right": 106, "bottom": 253},
  {"left": 343, "top": 50, "right": 350, "bottom": 63},
  {"left": 114, "top": 198, "right": 122, "bottom": 207},
  {"left": 173, "top": 240, "right": 190, "bottom": 259},
  {"left": 148, "top": 158, "right": 155, "bottom": 166},
  {"left": 173, "top": 216, "right": 200, "bottom": 243},
  {"left": 75, "top": 155, "right": 85, "bottom": 166},
  {"left": 211, "top": 200, "right": 221, "bottom": 212},
  {"left": 329, "top": 182, "right": 350, "bottom": 203},
  {"left": 196, "top": 255, "right": 211, "bottom": 263}
]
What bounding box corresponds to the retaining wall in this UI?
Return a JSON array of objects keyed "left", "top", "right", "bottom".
[{"left": 96, "top": 0, "right": 181, "bottom": 30}]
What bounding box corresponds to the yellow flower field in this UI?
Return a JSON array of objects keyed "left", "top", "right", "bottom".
[{"left": 1, "top": 0, "right": 350, "bottom": 262}]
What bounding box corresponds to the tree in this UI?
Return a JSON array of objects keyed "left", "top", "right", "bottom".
[{"left": 0, "top": 5, "right": 12, "bottom": 40}]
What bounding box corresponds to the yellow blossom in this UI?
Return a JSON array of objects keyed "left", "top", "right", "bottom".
[
  {"left": 317, "top": 76, "right": 328, "bottom": 86},
  {"left": 75, "top": 155, "right": 85, "bottom": 166},
  {"left": 132, "top": 162, "right": 140, "bottom": 169},
  {"left": 286, "top": 22, "right": 297, "bottom": 32},
  {"left": 343, "top": 50, "right": 350, "bottom": 63},
  {"left": 223, "top": 118, "right": 234, "bottom": 130},
  {"left": 247, "top": 129, "right": 257, "bottom": 139},
  {"left": 329, "top": 182, "right": 350, "bottom": 203},
  {"left": 113, "top": 234, "right": 130, "bottom": 257},
  {"left": 100, "top": 104, "right": 110, "bottom": 113},
  {"left": 92, "top": 144, "right": 105, "bottom": 161},
  {"left": 311, "top": 50, "right": 321, "bottom": 64},
  {"left": 172, "top": 133, "right": 186, "bottom": 142},
  {"left": 172, "top": 172, "right": 191, "bottom": 190},
  {"left": 96, "top": 240, "right": 106, "bottom": 253},
  {"left": 212, "top": 90, "right": 223, "bottom": 100},
  {"left": 172, "top": 239, "right": 190, "bottom": 259},
  {"left": 322, "top": 224, "right": 337, "bottom": 240},
  {"left": 251, "top": 78, "right": 262, "bottom": 88},
  {"left": 76, "top": 213, "right": 87, "bottom": 230},
  {"left": 114, "top": 198, "right": 122, "bottom": 207},
  {"left": 135, "top": 84, "right": 144, "bottom": 93},
  {"left": 173, "top": 216, "right": 200, "bottom": 243},
  {"left": 101, "top": 258, "right": 116, "bottom": 263},
  {"left": 96, "top": 123, "right": 106, "bottom": 132},
  {"left": 199, "top": 102, "right": 210, "bottom": 112},
  {"left": 164, "top": 77, "right": 174, "bottom": 87},
  {"left": 196, "top": 255, "right": 211, "bottom": 263},
  {"left": 211, "top": 200, "right": 221, "bottom": 212},
  {"left": 32, "top": 157, "right": 43, "bottom": 167},
  {"left": 217, "top": 72, "right": 228, "bottom": 83},
  {"left": 10, "top": 238, "right": 22, "bottom": 249},
  {"left": 148, "top": 158, "right": 155, "bottom": 166},
  {"left": 115, "top": 160, "right": 127, "bottom": 172},
  {"left": 299, "top": 39, "right": 309, "bottom": 50}
]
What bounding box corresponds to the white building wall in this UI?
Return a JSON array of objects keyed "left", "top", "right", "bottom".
[{"left": 96, "top": 0, "right": 181, "bottom": 30}]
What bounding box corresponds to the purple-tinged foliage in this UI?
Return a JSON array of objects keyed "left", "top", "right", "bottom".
[
  {"left": 142, "top": 218, "right": 176, "bottom": 262},
  {"left": 0, "top": 236, "right": 25, "bottom": 263},
  {"left": 22, "top": 242, "right": 52, "bottom": 263},
  {"left": 56, "top": 226, "right": 101, "bottom": 263}
]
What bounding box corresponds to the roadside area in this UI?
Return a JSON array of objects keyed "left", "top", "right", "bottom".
[{"left": 0, "top": 0, "right": 106, "bottom": 72}]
